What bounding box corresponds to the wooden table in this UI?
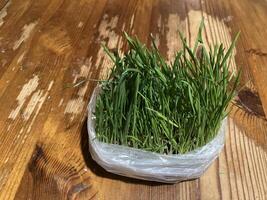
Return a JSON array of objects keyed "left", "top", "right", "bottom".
[{"left": 0, "top": 0, "right": 266, "bottom": 199}]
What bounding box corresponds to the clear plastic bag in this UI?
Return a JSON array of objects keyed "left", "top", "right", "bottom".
[{"left": 87, "top": 86, "right": 227, "bottom": 183}]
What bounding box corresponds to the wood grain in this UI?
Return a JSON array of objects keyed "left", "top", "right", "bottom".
[{"left": 0, "top": 0, "right": 266, "bottom": 199}]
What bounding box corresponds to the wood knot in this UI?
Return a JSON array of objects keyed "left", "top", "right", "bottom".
[
  {"left": 245, "top": 48, "right": 267, "bottom": 57},
  {"left": 39, "top": 25, "right": 72, "bottom": 55},
  {"left": 235, "top": 88, "right": 266, "bottom": 120},
  {"left": 28, "top": 143, "right": 47, "bottom": 172}
]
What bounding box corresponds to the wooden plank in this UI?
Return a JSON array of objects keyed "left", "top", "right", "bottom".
[{"left": 0, "top": 0, "right": 265, "bottom": 199}]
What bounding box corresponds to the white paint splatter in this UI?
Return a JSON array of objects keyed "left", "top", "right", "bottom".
[
  {"left": 186, "top": 10, "right": 237, "bottom": 73},
  {"left": 47, "top": 80, "right": 54, "bottom": 91},
  {"left": 58, "top": 98, "right": 64, "bottom": 107},
  {"left": 13, "top": 21, "right": 38, "bottom": 50},
  {"left": 223, "top": 16, "right": 233, "bottom": 22},
  {"left": 153, "top": 15, "right": 162, "bottom": 48},
  {"left": 95, "top": 47, "right": 113, "bottom": 79},
  {"left": 130, "top": 14, "right": 135, "bottom": 30},
  {"left": 64, "top": 97, "right": 85, "bottom": 115},
  {"left": 4, "top": 157, "right": 9, "bottom": 164},
  {"left": 154, "top": 34, "right": 160, "bottom": 48},
  {"left": 77, "top": 82, "right": 88, "bottom": 96},
  {"left": 121, "top": 23, "right": 126, "bottom": 31},
  {"left": 8, "top": 75, "right": 39, "bottom": 119},
  {"left": 73, "top": 60, "right": 91, "bottom": 84},
  {"left": 78, "top": 21, "right": 84, "bottom": 28},
  {"left": 80, "top": 65, "right": 90, "bottom": 77},
  {"left": 16, "top": 128, "right": 24, "bottom": 140},
  {"left": 23, "top": 90, "right": 43, "bottom": 121},
  {"left": 17, "top": 52, "right": 25, "bottom": 64},
  {"left": 64, "top": 15, "right": 119, "bottom": 118},
  {"left": 65, "top": 58, "right": 93, "bottom": 116},
  {"left": 95, "top": 15, "right": 121, "bottom": 78},
  {"left": 0, "top": 1, "right": 11, "bottom": 27},
  {"left": 26, "top": 90, "right": 49, "bottom": 133},
  {"left": 98, "top": 14, "right": 119, "bottom": 49},
  {"left": 166, "top": 14, "right": 182, "bottom": 61},
  {"left": 23, "top": 81, "right": 53, "bottom": 121},
  {"left": 0, "top": 167, "right": 10, "bottom": 189}
]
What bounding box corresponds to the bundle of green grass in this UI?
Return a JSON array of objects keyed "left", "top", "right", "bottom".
[{"left": 94, "top": 23, "right": 239, "bottom": 154}]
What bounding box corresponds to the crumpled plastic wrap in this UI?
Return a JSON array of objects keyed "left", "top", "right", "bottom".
[{"left": 87, "top": 86, "right": 227, "bottom": 183}]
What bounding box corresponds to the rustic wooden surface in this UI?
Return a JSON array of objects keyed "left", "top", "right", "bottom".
[{"left": 0, "top": 0, "right": 266, "bottom": 199}]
